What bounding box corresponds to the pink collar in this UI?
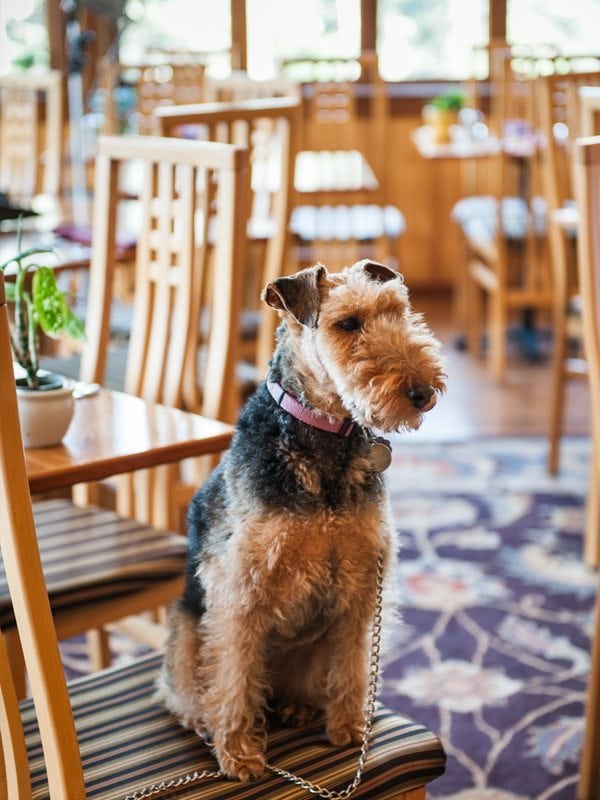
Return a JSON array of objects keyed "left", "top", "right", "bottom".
[{"left": 267, "top": 380, "right": 356, "bottom": 437}]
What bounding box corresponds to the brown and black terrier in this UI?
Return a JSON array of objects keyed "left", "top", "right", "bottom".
[{"left": 157, "top": 259, "right": 446, "bottom": 781}]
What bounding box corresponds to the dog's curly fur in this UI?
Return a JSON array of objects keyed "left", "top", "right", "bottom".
[{"left": 156, "top": 260, "right": 446, "bottom": 781}]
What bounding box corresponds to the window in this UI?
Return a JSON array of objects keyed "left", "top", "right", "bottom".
[
  {"left": 507, "top": 0, "right": 600, "bottom": 58},
  {"left": 0, "top": 0, "right": 47, "bottom": 75},
  {"left": 119, "top": 0, "right": 231, "bottom": 72},
  {"left": 377, "top": 0, "right": 489, "bottom": 80},
  {"left": 246, "top": 0, "right": 361, "bottom": 80}
]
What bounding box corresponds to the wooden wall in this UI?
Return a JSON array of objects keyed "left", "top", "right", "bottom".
[{"left": 298, "top": 90, "right": 466, "bottom": 290}]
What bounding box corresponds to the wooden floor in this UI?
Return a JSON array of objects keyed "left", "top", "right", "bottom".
[{"left": 407, "top": 292, "right": 591, "bottom": 444}]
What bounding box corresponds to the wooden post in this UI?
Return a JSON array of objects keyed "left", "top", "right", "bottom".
[
  {"left": 360, "top": 0, "right": 377, "bottom": 54},
  {"left": 489, "top": 0, "right": 507, "bottom": 44},
  {"left": 231, "top": 0, "right": 247, "bottom": 71},
  {"left": 45, "top": 0, "right": 66, "bottom": 71}
]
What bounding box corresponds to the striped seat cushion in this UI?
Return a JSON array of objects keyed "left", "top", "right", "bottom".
[
  {"left": 21, "top": 652, "right": 446, "bottom": 799},
  {"left": 291, "top": 205, "right": 406, "bottom": 242},
  {"left": 0, "top": 499, "right": 187, "bottom": 627}
]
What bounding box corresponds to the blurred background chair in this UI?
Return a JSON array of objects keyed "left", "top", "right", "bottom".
[
  {"left": 538, "top": 70, "right": 600, "bottom": 474},
  {"left": 452, "top": 134, "right": 550, "bottom": 380},
  {"left": 156, "top": 96, "right": 301, "bottom": 378},
  {"left": 72, "top": 134, "right": 249, "bottom": 530},
  {"left": 573, "top": 135, "right": 600, "bottom": 797},
  {"left": 0, "top": 70, "right": 63, "bottom": 208}
]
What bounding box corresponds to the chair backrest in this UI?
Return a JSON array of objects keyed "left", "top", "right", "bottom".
[
  {"left": 538, "top": 70, "right": 600, "bottom": 213},
  {"left": 0, "top": 70, "right": 63, "bottom": 199},
  {"left": 79, "top": 135, "right": 250, "bottom": 425},
  {"left": 574, "top": 135, "right": 600, "bottom": 433},
  {"left": 203, "top": 71, "right": 301, "bottom": 102},
  {"left": 122, "top": 62, "right": 207, "bottom": 135},
  {"left": 0, "top": 272, "right": 87, "bottom": 797},
  {"left": 156, "top": 97, "right": 301, "bottom": 372}
]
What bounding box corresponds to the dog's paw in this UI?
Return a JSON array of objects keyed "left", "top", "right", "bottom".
[
  {"left": 278, "top": 701, "right": 319, "bottom": 728},
  {"left": 326, "top": 720, "right": 363, "bottom": 747},
  {"left": 216, "top": 733, "right": 266, "bottom": 782},
  {"left": 219, "top": 751, "right": 266, "bottom": 782}
]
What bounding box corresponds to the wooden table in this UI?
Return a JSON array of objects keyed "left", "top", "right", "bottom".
[{"left": 25, "top": 388, "right": 234, "bottom": 493}]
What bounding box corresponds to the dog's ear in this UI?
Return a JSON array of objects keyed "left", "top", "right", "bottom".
[
  {"left": 262, "top": 264, "right": 327, "bottom": 327},
  {"left": 362, "top": 260, "right": 404, "bottom": 284}
]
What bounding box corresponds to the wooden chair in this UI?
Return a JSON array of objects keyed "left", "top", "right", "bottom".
[
  {"left": 452, "top": 135, "right": 552, "bottom": 380},
  {"left": 0, "top": 270, "right": 446, "bottom": 797},
  {"left": 0, "top": 135, "right": 248, "bottom": 697},
  {"left": 76, "top": 134, "right": 249, "bottom": 530},
  {"left": 574, "top": 135, "right": 600, "bottom": 796},
  {"left": 538, "top": 71, "right": 600, "bottom": 474},
  {"left": 286, "top": 52, "right": 405, "bottom": 271},
  {"left": 453, "top": 45, "right": 586, "bottom": 381},
  {"left": 0, "top": 70, "right": 63, "bottom": 202},
  {"left": 156, "top": 96, "right": 301, "bottom": 377}
]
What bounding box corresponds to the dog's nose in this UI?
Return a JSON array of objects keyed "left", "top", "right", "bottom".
[{"left": 405, "top": 383, "right": 435, "bottom": 409}]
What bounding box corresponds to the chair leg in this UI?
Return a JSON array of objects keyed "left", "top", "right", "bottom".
[
  {"left": 547, "top": 323, "right": 567, "bottom": 475},
  {"left": 87, "top": 628, "right": 112, "bottom": 672},
  {"left": 578, "top": 575, "right": 600, "bottom": 799},
  {"left": 584, "top": 440, "right": 600, "bottom": 569},
  {"left": 488, "top": 293, "right": 507, "bottom": 381},
  {"left": 466, "top": 275, "right": 484, "bottom": 357},
  {"left": 547, "top": 222, "right": 572, "bottom": 474},
  {"left": 4, "top": 627, "right": 27, "bottom": 700}
]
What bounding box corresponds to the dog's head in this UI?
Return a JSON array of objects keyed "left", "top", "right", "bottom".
[{"left": 262, "top": 260, "right": 446, "bottom": 432}]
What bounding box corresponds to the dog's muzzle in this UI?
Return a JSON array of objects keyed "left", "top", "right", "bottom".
[{"left": 405, "top": 383, "right": 436, "bottom": 411}]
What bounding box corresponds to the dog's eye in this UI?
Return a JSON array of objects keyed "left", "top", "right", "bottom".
[{"left": 336, "top": 316, "right": 362, "bottom": 332}]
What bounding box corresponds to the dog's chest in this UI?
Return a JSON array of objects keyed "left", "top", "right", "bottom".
[{"left": 255, "top": 508, "right": 382, "bottom": 644}]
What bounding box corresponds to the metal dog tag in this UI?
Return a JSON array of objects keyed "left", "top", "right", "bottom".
[{"left": 368, "top": 437, "right": 392, "bottom": 472}]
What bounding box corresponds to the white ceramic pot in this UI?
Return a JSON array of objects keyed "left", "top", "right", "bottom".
[{"left": 16, "top": 373, "right": 75, "bottom": 448}]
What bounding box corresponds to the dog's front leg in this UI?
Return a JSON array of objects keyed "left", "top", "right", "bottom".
[
  {"left": 202, "top": 608, "right": 269, "bottom": 782},
  {"left": 324, "top": 608, "right": 372, "bottom": 747}
]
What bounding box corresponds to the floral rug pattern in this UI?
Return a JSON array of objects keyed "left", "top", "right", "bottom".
[
  {"left": 60, "top": 436, "right": 595, "bottom": 800},
  {"left": 381, "top": 435, "right": 595, "bottom": 800}
]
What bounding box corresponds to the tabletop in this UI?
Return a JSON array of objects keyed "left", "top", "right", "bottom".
[
  {"left": 412, "top": 125, "right": 538, "bottom": 161},
  {"left": 26, "top": 388, "right": 234, "bottom": 494}
]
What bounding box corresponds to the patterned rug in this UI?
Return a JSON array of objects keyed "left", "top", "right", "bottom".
[
  {"left": 380, "top": 435, "right": 595, "bottom": 800},
  {"left": 60, "top": 435, "right": 596, "bottom": 800}
]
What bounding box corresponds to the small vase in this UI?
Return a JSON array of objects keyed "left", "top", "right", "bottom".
[
  {"left": 422, "top": 106, "right": 459, "bottom": 144},
  {"left": 16, "top": 373, "right": 75, "bottom": 448}
]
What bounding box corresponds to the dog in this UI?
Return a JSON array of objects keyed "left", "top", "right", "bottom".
[{"left": 157, "top": 259, "right": 446, "bottom": 782}]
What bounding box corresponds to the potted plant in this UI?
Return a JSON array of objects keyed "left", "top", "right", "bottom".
[
  {"left": 423, "top": 88, "right": 466, "bottom": 144},
  {"left": 0, "top": 224, "right": 86, "bottom": 447}
]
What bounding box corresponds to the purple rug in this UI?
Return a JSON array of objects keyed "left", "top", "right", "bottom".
[
  {"left": 60, "top": 435, "right": 595, "bottom": 800},
  {"left": 381, "top": 435, "right": 595, "bottom": 800}
]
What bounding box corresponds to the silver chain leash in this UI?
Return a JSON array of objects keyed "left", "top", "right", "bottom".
[{"left": 124, "top": 550, "right": 385, "bottom": 800}]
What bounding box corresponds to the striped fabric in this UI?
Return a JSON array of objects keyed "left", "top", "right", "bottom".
[
  {"left": 21, "top": 652, "right": 446, "bottom": 799},
  {"left": 0, "top": 499, "right": 187, "bottom": 627}
]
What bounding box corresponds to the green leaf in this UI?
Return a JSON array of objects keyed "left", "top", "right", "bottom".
[
  {"left": 32, "top": 267, "right": 70, "bottom": 339},
  {"left": 63, "top": 307, "right": 87, "bottom": 342},
  {"left": 4, "top": 282, "right": 16, "bottom": 301}
]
